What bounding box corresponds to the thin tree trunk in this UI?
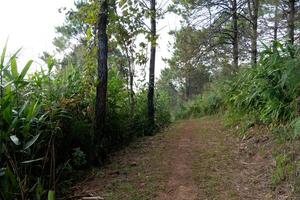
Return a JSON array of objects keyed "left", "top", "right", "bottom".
[
  {"left": 186, "top": 75, "right": 191, "bottom": 100},
  {"left": 287, "top": 0, "right": 295, "bottom": 44},
  {"left": 147, "top": 0, "right": 156, "bottom": 133},
  {"left": 232, "top": 0, "right": 239, "bottom": 71},
  {"left": 95, "top": 0, "right": 108, "bottom": 161},
  {"left": 248, "top": 0, "right": 259, "bottom": 65},
  {"left": 129, "top": 64, "right": 135, "bottom": 115},
  {"left": 124, "top": 47, "right": 135, "bottom": 115}
]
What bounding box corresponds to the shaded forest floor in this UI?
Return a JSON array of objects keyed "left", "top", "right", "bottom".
[{"left": 69, "top": 116, "right": 298, "bottom": 200}]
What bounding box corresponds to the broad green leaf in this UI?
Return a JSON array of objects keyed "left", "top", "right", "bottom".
[
  {"left": 0, "top": 40, "right": 8, "bottom": 68},
  {"left": 10, "top": 57, "right": 18, "bottom": 79},
  {"left": 48, "top": 190, "right": 55, "bottom": 200}
]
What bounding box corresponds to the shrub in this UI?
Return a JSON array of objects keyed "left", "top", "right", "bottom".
[{"left": 175, "top": 86, "right": 223, "bottom": 119}]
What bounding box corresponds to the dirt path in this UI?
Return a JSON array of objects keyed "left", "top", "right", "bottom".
[
  {"left": 71, "top": 116, "right": 274, "bottom": 200},
  {"left": 156, "top": 121, "right": 199, "bottom": 200}
]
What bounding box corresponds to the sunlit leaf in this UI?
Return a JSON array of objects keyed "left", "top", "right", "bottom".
[
  {"left": 9, "top": 135, "right": 20, "bottom": 145},
  {"left": 10, "top": 57, "right": 18, "bottom": 79},
  {"left": 23, "top": 133, "right": 40, "bottom": 150},
  {"left": 18, "top": 60, "right": 33, "bottom": 81},
  {"left": 21, "top": 157, "right": 44, "bottom": 164}
]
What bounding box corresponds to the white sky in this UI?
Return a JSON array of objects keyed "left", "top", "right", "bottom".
[
  {"left": 0, "top": 0, "right": 74, "bottom": 68},
  {"left": 0, "top": 0, "right": 181, "bottom": 77}
]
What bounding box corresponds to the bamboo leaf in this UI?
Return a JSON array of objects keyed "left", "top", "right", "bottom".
[
  {"left": 10, "top": 57, "right": 18, "bottom": 79},
  {"left": 0, "top": 40, "right": 8, "bottom": 68},
  {"left": 23, "top": 133, "right": 40, "bottom": 150},
  {"left": 21, "top": 157, "right": 44, "bottom": 164},
  {"left": 18, "top": 60, "right": 33, "bottom": 81}
]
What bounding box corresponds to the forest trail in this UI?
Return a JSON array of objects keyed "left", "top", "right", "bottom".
[{"left": 71, "top": 116, "right": 274, "bottom": 200}]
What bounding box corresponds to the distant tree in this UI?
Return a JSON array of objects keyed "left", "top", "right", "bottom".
[
  {"left": 170, "top": 0, "right": 248, "bottom": 71},
  {"left": 287, "top": 0, "right": 296, "bottom": 44},
  {"left": 161, "top": 27, "right": 210, "bottom": 103}
]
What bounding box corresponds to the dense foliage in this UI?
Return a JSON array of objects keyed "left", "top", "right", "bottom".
[{"left": 0, "top": 45, "right": 170, "bottom": 199}]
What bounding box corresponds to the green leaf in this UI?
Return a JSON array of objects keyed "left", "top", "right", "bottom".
[
  {"left": 23, "top": 133, "right": 40, "bottom": 150},
  {"left": 18, "top": 60, "right": 33, "bottom": 81},
  {"left": 2, "top": 68, "right": 12, "bottom": 80},
  {"left": 47, "top": 57, "right": 55, "bottom": 74},
  {"left": 24, "top": 101, "right": 39, "bottom": 126},
  {"left": 0, "top": 40, "right": 8, "bottom": 68},
  {"left": 5, "top": 48, "right": 22, "bottom": 67},
  {"left": 2, "top": 106, "right": 12, "bottom": 124},
  {"left": 1, "top": 80, "right": 14, "bottom": 88},
  {"left": 10, "top": 57, "right": 18, "bottom": 79},
  {"left": 48, "top": 190, "right": 55, "bottom": 200}
]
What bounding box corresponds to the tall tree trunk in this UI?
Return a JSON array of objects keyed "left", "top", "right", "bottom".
[
  {"left": 248, "top": 0, "right": 259, "bottom": 65},
  {"left": 95, "top": 0, "right": 108, "bottom": 161},
  {"left": 147, "top": 0, "right": 156, "bottom": 133},
  {"left": 232, "top": 0, "right": 239, "bottom": 71},
  {"left": 287, "top": 0, "right": 295, "bottom": 44},
  {"left": 274, "top": 0, "right": 279, "bottom": 41}
]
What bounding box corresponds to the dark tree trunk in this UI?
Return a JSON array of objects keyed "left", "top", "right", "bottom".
[
  {"left": 147, "top": 0, "right": 156, "bottom": 133},
  {"left": 248, "top": 0, "right": 259, "bottom": 65},
  {"left": 287, "top": 0, "right": 295, "bottom": 44},
  {"left": 232, "top": 0, "right": 239, "bottom": 71},
  {"left": 94, "top": 0, "right": 108, "bottom": 161},
  {"left": 274, "top": 1, "right": 279, "bottom": 41}
]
